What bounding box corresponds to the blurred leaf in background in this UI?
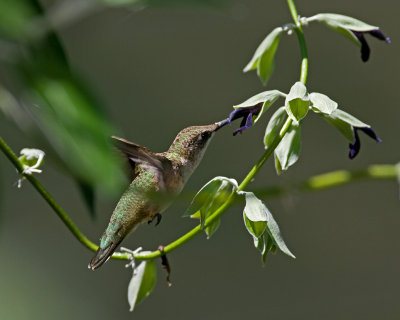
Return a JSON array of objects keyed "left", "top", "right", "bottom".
[{"left": 0, "top": 0, "right": 127, "bottom": 217}]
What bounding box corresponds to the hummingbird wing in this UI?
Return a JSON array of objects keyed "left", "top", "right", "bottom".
[{"left": 112, "top": 136, "right": 170, "bottom": 186}]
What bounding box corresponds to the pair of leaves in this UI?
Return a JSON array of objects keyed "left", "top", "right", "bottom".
[
  {"left": 183, "top": 176, "right": 238, "bottom": 239},
  {"left": 308, "top": 13, "right": 379, "bottom": 46},
  {"left": 263, "top": 83, "right": 339, "bottom": 174},
  {"left": 128, "top": 260, "right": 157, "bottom": 312},
  {"left": 243, "top": 27, "right": 283, "bottom": 85},
  {"left": 242, "top": 192, "right": 295, "bottom": 264}
]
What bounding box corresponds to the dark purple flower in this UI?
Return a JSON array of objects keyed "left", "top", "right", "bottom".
[
  {"left": 351, "top": 30, "right": 391, "bottom": 62},
  {"left": 227, "top": 103, "right": 263, "bottom": 136},
  {"left": 349, "top": 127, "right": 382, "bottom": 159}
]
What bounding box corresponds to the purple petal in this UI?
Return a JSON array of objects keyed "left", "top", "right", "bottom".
[
  {"left": 229, "top": 108, "right": 248, "bottom": 123},
  {"left": 233, "top": 113, "right": 253, "bottom": 136},
  {"left": 352, "top": 31, "right": 370, "bottom": 62},
  {"left": 358, "top": 127, "right": 382, "bottom": 143},
  {"left": 349, "top": 128, "right": 361, "bottom": 159},
  {"left": 369, "top": 29, "right": 391, "bottom": 44}
]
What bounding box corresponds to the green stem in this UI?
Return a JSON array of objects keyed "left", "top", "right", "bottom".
[
  {"left": 286, "top": 0, "right": 308, "bottom": 84},
  {"left": 0, "top": 136, "right": 130, "bottom": 261},
  {"left": 1, "top": 135, "right": 398, "bottom": 261}
]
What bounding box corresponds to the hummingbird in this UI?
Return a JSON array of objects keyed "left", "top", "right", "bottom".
[{"left": 88, "top": 120, "right": 229, "bottom": 270}]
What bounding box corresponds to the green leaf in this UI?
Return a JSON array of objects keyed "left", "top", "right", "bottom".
[
  {"left": 244, "top": 27, "right": 283, "bottom": 73},
  {"left": 205, "top": 218, "right": 221, "bottom": 239},
  {"left": 285, "top": 82, "right": 310, "bottom": 122},
  {"left": 243, "top": 192, "right": 268, "bottom": 238},
  {"left": 274, "top": 123, "right": 301, "bottom": 172},
  {"left": 309, "top": 92, "right": 338, "bottom": 115},
  {"left": 262, "top": 234, "right": 274, "bottom": 265},
  {"left": 0, "top": 0, "right": 36, "bottom": 40},
  {"left": 308, "top": 13, "right": 378, "bottom": 46},
  {"left": 233, "top": 90, "right": 285, "bottom": 123},
  {"left": 26, "top": 77, "right": 125, "bottom": 195},
  {"left": 264, "top": 106, "right": 287, "bottom": 149},
  {"left": 274, "top": 153, "right": 283, "bottom": 175},
  {"left": 254, "top": 234, "right": 274, "bottom": 266},
  {"left": 242, "top": 193, "right": 295, "bottom": 260},
  {"left": 256, "top": 29, "right": 282, "bottom": 85},
  {"left": 184, "top": 176, "right": 238, "bottom": 230},
  {"left": 264, "top": 209, "right": 295, "bottom": 259},
  {"left": 128, "top": 260, "right": 157, "bottom": 312},
  {"left": 322, "top": 108, "right": 370, "bottom": 142}
]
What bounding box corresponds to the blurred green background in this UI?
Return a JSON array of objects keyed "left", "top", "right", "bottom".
[{"left": 0, "top": 0, "right": 399, "bottom": 319}]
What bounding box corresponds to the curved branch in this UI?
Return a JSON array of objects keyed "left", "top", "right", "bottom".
[{"left": 1, "top": 136, "right": 398, "bottom": 261}]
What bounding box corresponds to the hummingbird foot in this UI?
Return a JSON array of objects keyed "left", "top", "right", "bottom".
[
  {"left": 120, "top": 247, "right": 143, "bottom": 273},
  {"left": 148, "top": 213, "right": 162, "bottom": 226}
]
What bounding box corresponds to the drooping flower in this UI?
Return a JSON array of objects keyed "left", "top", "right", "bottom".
[
  {"left": 307, "top": 13, "right": 391, "bottom": 62},
  {"left": 227, "top": 103, "right": 263, "bottom": 136},
  {"left": 351, "top": 29, "right": 391, "bottom": 62},
  {"left": 349, "top": 127, "right": 382, "bottom": 159}
]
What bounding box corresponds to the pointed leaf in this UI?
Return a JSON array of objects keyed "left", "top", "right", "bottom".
[
  {"left": 308, "top": 13, "right": 378, "bottom": 46},
  {"left": 262, "top": 234, "right": 274, "bottom": 265},
  {"left": 285, "top": 82, "right": 310, "bottom": 122},
  {"left": 309, "top": 13, "right": 378, "bottom": 32},
  {"left": 243, "top": 192, "right": 268, "bottom": 238},
  {"left": 274, "top": 153, "right": 283, "bottom": 175},
  {"left": 256, "top": 29, "right": 282, "bottom": 85},
  {"left": 274, "top": 123, "right": 301, "bottom": 172},
  {"left": 264, "top": 106, "right": 287, "bottom": 149},
  {"left": 309, "top": 92, "right": 338, "bottom": 115},
  {"left": 205, "top": 218, "right": 221, "bottom": 239},
  {"left": 244, "top": 27, "right": 283, "bottom": 72},
  {"left": 264, "top": 209, "right": 295, "bottom": 259},
  {"left": 322, "top": 109, "right": 370, "bottom": 142},
  {"left": 128, "top": 260, "right": 157, "bottom": 312}
]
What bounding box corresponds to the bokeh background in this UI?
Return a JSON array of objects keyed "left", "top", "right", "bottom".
[{"left": 0, "top": 0, "right": 399, "bottom": 319}]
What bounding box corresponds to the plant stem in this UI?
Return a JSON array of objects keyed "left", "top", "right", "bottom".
[
  {"left": 1, "top": 135, "right": 398, "bottom": 261},
  {"left": 286, "top": 0, "right": 308, "bottom": 84},
  {"left": 0, "top": 136, "right": 130, "bottom": 261}
]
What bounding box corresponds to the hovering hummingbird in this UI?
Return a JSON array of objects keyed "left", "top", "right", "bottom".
[{"left": 88, "top": 120, "right": 229, "bottom": 270}]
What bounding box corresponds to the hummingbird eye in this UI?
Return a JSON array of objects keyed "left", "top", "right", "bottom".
[{"left": 200, "top": 131, "right": 211, "bottom": 140}]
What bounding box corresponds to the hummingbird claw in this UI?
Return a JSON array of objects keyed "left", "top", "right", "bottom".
[{"left": 148, "top": 213, "right": 162, "bottom": 226}]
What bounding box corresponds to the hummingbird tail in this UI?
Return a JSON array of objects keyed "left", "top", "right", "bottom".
[{"left": 88, "top": 240, "right": 122, "bottom": 271}]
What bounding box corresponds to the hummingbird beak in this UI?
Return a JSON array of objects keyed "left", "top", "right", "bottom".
[{"left": 214, "top": 118, "right": 230, "bottom": 132}]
